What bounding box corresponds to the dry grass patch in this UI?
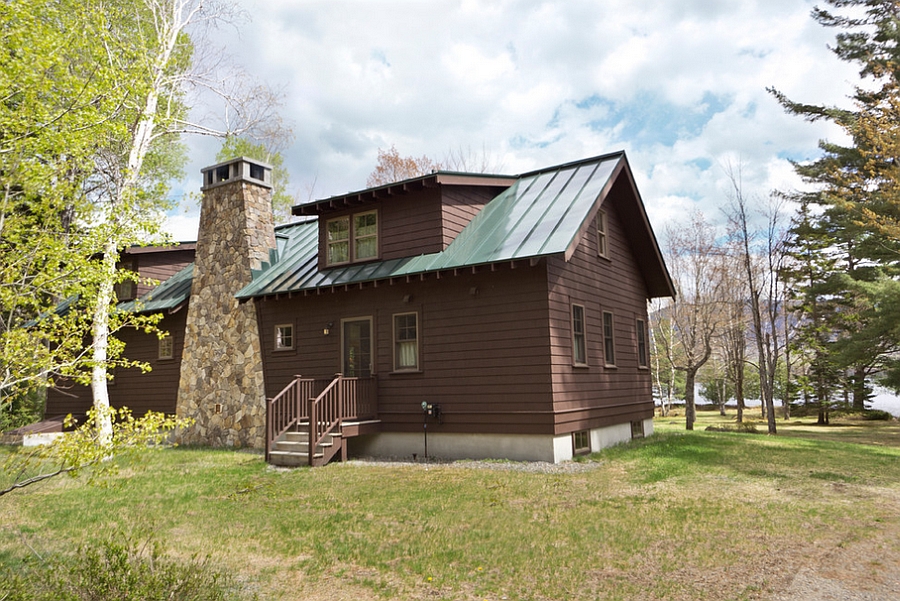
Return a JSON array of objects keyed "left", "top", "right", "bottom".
[{"left": 2, "top": 416, "right": 900, "bottom": 600}]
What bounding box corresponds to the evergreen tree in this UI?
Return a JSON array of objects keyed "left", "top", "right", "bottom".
[{"left": 772, "top": 0, "right": 900, "bottom": 410}]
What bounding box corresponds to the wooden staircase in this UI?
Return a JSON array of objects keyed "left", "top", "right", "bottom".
[
  {"left": 266, "top": 373, "right": 377, "bottom": 468},
  {"left": 268, "top": 423, "right": 346, "bottom": 467}
]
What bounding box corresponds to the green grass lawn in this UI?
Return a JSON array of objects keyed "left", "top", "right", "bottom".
[{"left": 2, "top": 411, "right": 899, "bottom": 600}]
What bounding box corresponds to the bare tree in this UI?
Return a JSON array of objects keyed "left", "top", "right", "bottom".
[
  {"left": 649, "top": 298, "right": 678, "bottom": 417},
  {"left": 666, "top": 212, "right": 726, "bottom": 430},
  {"left": 367, "top": 145, "right": 439, "bottom": 187},
  {"left": 725, "top": 168, "right": 788, "bottom": 435}
]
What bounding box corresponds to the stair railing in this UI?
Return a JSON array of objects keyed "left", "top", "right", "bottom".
[
  {"left": 308, "top": 373, "right": 343, "bottom": 466},
  {"left": 266, "top": 375, "right": 316, "bottom": 460}
]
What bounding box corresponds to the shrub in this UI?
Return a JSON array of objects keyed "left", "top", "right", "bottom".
[
  {"left": 705, "top": 422, "right": 759, "bottom": 434},
  {"left": 0, "top": 534, "right": 254, "bottom": 601},
  {"left": 862, "top": 409, "right": 894, "bottom": 421}
]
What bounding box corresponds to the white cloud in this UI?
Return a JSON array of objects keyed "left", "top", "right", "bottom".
[{"left": 172, "top": 0, "right": 863, "bottom": 239}]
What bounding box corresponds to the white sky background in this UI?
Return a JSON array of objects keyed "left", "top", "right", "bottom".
[{"left": 165, "top": 0, "right": 860, "bottom": 242}]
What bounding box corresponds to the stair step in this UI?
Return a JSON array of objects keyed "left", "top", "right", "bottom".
[
  {"left": 274, "top": 440, "right": 334, "bottom": 453},
  {"left": 268, "top": 450, "right": 324, "bottom": 467}
]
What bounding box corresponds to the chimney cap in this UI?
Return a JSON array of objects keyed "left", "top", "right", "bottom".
[{"left": 201, "top": 156, "right": 274, "bottom": 191}]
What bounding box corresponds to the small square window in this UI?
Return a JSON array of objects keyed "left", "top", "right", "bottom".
[
  {"left": 573, "top": 430, "right": 590, "bottom": 454},
  {"left": 275, "top": 324, "right": 294, "bottom": 350},
  {"left": 596, "top": 210, "right": 608, "bottom": 258},
  {"left": 631, "top": 420, "right": 645, "bottom": 439},
  {"left": 158, "top": 335, "right": 174, "bottom": 360}
]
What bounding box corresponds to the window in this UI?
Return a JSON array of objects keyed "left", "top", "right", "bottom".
[
  {"left": 327, "top": 217, "right": 350, "bottom": 265},
  {"left": 631, "top": 420, "right": 645, "bottom": 439},
  {"left": 572, "top": 304, "right": 587, "bottom": 365},
  {"left": 603, "top": 311, "right": 616, "bottom": 366},
  {"left": 326, "top": 210, "right": 379, "bottom": 266},
  {"left": 573, "top": 430, "right": 590, "bottom": 454},
  {"left": 393, "top": 313, "right": 419, "bottom": 371},
  {"left": 354, "top": 211, "right": 378, "bottom": 260},
  {"left": 158, "top": 335, "right": 174, "bottom": 360},
  {"left": 275, "top": 324, "right": 294, "bottom": 350},
  {"left": 115, "top": 260, "right": 136, "bottom": 301},
  {"left": 636, "top": 318, "right": 648, "bottom": 368},
  {"left": 596, "top": 210, "right": 608, "bottom": 258}
]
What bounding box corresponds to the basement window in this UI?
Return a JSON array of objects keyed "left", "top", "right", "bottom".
[
  {"left": 631, "top": 420, "right": 645, "bottom": 439},
  {"left": 573, "top": 430, "right": 590, "bottom": 455}
]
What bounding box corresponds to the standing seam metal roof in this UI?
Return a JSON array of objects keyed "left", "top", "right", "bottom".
[{"left": 235, "top": 152, "right": 625, "bottom": 299}]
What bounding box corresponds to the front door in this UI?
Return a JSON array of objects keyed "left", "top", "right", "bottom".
[{"left": 342, "top": 318, "right": 372, "bottom": 377}]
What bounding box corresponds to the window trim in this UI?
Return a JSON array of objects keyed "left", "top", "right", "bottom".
[
  {"left": 631, "top": 420, "right": 645, "bottom": 439},
  {"left": 602, "top": 311, "right": 616, "bottom": 367},
  {"left": 636, "top": 318, "right": 648, "bottom": 368},
  {"left": 573, "top": 430, "right": 591, "bottom": 455},
  {"left": 325, "top": 210, "right": 379, "bottom": 267},
  {"left": 353, "top": 210, "right": 379, "bottom": 261},
  {"left": 326, "top": 216, "right": 351, "bottom": 266},
  {"left": 341, "top": 316, "right": 375, "bottom": 377},
  {"left": 392, "top": 312, "right": 420, "bottom": 372},
  {"left": 596, "top": 209, "right": 608, "bottom": 259},
  {"left": 158, "top": 335, "right": 174, "bottom": 360},
  {"left": 274, "top": 323, "right": 294, "bottom": 351},
  {"left": 572, "top": 304, "right": 587, "bottom": 366}
]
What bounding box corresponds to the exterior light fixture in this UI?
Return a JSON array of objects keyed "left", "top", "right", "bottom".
[{"left": 323, "top": 322, "right": 333, "bottom": 336}]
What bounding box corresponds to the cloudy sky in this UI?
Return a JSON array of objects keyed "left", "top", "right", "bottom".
[{"left": 166, "top": 0, "right": 859, "bottom": 242}]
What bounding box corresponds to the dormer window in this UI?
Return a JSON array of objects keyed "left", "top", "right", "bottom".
[{"left": 326, "top": 210, "right": 379, "bottom": 266}]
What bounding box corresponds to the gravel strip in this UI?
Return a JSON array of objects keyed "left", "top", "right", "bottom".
[{"left": 342, "top": 457, "right": 604, "bottom": 474}]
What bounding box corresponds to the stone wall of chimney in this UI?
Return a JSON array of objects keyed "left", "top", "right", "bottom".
[{"left": 176, "top": 163, "right": 276, "bottom": 448}]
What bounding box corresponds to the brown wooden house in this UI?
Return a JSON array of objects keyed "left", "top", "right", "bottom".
[{"left": 44, "top": 152, "right": 674, "bottom": 465}]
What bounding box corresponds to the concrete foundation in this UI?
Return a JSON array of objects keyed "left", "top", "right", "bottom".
[{"left": 348, "top": 418, "right": 653, "bottom": 463}]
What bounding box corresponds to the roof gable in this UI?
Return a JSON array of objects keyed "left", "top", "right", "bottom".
[{"left": 234, "top": 151, "right": 674, "bottom": 300}]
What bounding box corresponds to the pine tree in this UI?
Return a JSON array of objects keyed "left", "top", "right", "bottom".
[{"left": 772, "top": 0, "right": 900, "bottom": 409}]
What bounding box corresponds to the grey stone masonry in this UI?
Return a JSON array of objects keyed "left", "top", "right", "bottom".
[{"left": 176, "top": 157, "right": 276, "bottom": 448}]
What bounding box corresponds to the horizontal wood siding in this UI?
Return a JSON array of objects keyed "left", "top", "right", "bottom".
[
  {"left": 44, "top": 311, "right": 188, "bottom": 419},
  {"left": 546, "top": 176, "right": 654, "bottom": 435},
  {"left": 380, "top": 189, "right": 443, "bottom": 259},
  {"left": 440, "top": 186, "right": 506, "bottom": 248},
  {"left": 258, "top": 265, "right": 556, "bottom": 435},
  {"left": 133, "top": 249, "right": 195, "bottom": 298}
]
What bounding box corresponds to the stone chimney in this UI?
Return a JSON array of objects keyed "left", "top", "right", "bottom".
[{"left": 176, "top": 157, "right": 276, "bottom": 448}]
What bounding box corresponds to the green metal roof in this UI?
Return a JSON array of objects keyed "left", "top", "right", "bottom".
[
  {"left": 120, "top": 263, "right": 194, "bottom": 314},
  {"left": 235, "top": 152, "right": 626, "bottom": 299}
]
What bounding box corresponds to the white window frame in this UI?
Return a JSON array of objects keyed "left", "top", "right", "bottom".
[
  {"left": 573, "top": 430, "right": 591, "bottom": 455},
  {"left": 326, "top": 216, "right": 351, "bottom": 266},
  {"left": 353, "top": 210, "right": 379, "bottom": 261},
  {"left": 572, "top": 304, "right": 587, "bottom": 366},
  {"left": 596, "top": 209, "right": 608, "bottom": 259},
  {"left": 392, "top": 312, "right": 419, "bottom": 372},
  {"left": 325, "top": 210, "right": 379, "bottom": 266},
  {"left": 275, "top": 324, "right": 294, "bottom": 351}
]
